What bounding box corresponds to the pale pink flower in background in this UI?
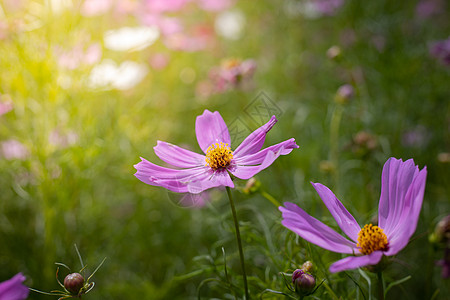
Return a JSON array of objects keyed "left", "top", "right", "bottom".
[
  {"left": 1, "top": 139, "right": 29, "bottom": 160},
  {"left": 49, "top": 129, "right": 79, "bottom": 148},
  {"left": 55, "top": 43, "right": 102, "bottom": 70},
  {"left": 164, "top": 26, "right": 214, "bottom": 52},
  {"left": 81, "top": 0, "right": 113, "bottom": 16},
  {"left": 0, "top": 99, "right": 13, "bottom": 116},
  {"left": 209, "top": 58, "right": 257, "bottom": 92},
  {"left": 416, "top": 0, "right": 445, "bottom": 20},
  {"left": 429, "top": 37, "right": 450, "bottom": 66},
  {"left": 314, "top": 0, "right": 344, "bottom": 16},
  {"left": 138, "top": 14, "right": 183, "bottom": 36},
  {"left": 143, "top": 0, "right": 189, "bottom": 13},
  {"left": 149, "top": 53, "right": 170, "bottom": 70},
  {"left": 197, "top": 0, "right": 235, "bottom": 11}
]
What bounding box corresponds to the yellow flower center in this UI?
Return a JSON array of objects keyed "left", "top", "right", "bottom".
[
  {"left": 205, "top": 142, "right": 234, "bottom": 170},
  {"left": 357, "top": 224, "right": 388, "bottom": 255}
]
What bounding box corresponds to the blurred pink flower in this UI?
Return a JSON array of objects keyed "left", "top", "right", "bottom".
[
  {"left": 149, "top": 53, "right": 170, "bottom": 70},
  {"left": 314, "top": 0, "right": 344, "bottom": 16},
  {"left": 0, "top": 273, "right": 29, "bottom": 300},
  {"left": 1, "top": 139, "right": 29, "bottom": 160},
  {"left": 429, "top": 37, "right": 450, "bottom": 66},
  {"left": 209, "top": 58, "right": 257, "bottom": 92},
  {"left": 164, "top": 26, "right": 214, "bottom": 52},
  {"left": 139, "top": 14, "right": 183, "bottom": 36},
  {"left": 0, "top": 99, "right": 13, "bottom": 116},
  {"left": 81, "top": 0, "right": 113, "bottom": 16},
  {"left": 55, "top": 43, "right": 102, "bottom": 70},
  {"left": 416, "top": 0, "right": 445, "bottom": 20},
  {"left": 143, "top": 0, "right": 189, "bottom": 13},
  {"left": 197, "top": 0, "right": 235, "bottom": 11},
  {"left": 49, "top": 129, "right": 79, "bottom": 148}
]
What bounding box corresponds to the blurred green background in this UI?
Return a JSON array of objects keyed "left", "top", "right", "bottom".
[{"left": 0, "top": 0, "right": 449, "bottom": 299}]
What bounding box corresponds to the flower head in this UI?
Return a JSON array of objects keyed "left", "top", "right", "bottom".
[
  {"left": 279, "top": 158, "right": 427, "bottom": 273},
  {"left": 0, "top": 273, "right": 29, "bottom": 300},
  {"left": 134, "top": 109, "right": 298, "bottom": 195}
]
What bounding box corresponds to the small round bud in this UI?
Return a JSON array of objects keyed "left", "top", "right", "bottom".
[
  {"left": 294, "top": 273, "right": 316, "bottom": 295},
  {"left": 327, "top": 45, "right": 341, "bottom": 60},
  {"left": 64, "top": 273, "right": 84, "bottom": 295},
  {"left": 243, "top": 177, "right": 261, "bottom": 194},
  {"left": 301, "top": 261, "right": 313, "bottom": 272},
  {"left": 335, "top": 84, "right": 354, "bottom": 104},
  {"left": 292, "top": 269, "right": 304, "bottom": 284}
]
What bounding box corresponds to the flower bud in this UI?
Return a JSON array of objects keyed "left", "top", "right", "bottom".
[
  {"left": 334, "top": 84, "right": 354, "bottom": 104},
  {"left": 243, "top": 177, "right": 261, "bottom": 194},
  {"left": 64, "top": 273, "right": 84, "bottom": 295},
  {"left": 301, "top": 261, "right": 313, "bottom": 272},
  {"left": 326, "top": 45, "right": 341, "bottom": 60},
  {"left": 291, "top": 269, "right": 304, "bottom": 284},
  {"left": 294, "top": 272, "right": 316, "bottom": 295}
]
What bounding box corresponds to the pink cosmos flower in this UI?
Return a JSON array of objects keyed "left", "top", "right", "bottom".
[
  {"left": 0, "top": 273, "right": 29, "bottom": 300},
  {"left": 134, "top": 110, "right": 299, "bottom": 194},
  {"left": 280, "top": 158, "right": 427, "bottom": 273}
]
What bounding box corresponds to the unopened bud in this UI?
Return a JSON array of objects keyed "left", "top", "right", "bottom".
[
  {"left": 301, "top": 261, "right": 313, "bottom": 272},
  {"left": 243, "top": 177, "right": 260, "bottom": 194},
  {"left": 335, "top": 84, "right": 354, "bottom": 104},
  {"left": 327, "top": 45, "right": 341, "bottom": 60},
  {"left": 293, "top": 272, "right": 316, "bottom": 295},
  {"left": 64, "top": 273, "right": 84, "bottom": 295},
  {"left": 430, "top": 215, "right": 450, "bottom": 244}
]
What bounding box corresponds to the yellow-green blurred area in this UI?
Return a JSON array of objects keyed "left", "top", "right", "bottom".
[{"left": 0, "top": 0, "right": 449, "bottom": 299}]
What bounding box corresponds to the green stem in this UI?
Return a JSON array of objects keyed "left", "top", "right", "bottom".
[
  {"left": 226, "top": 186, "right": 249, "bottom": 299},
  {"left": 377, "top": 271, "right": 385, "bottom": 300},
  {"left": 329, "top": 104, "right": 343, "bottom": 188},
  {"left": 261, "top": 190, "right": 281, "bottom": 207}
]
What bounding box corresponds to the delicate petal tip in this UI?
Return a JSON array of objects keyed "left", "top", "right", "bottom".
[
  {"left": 310, "top": 182, "right": 361, "bottom": 242},
  {"left": 329, "top": 251, "right": 384, "bottom": 273},
  {"left": 280, "top": 202, "right": 357, "bottom": 254},
  {"left": 233, "top": 115, "right": 280, "bottom": 157},
  {"left": 195, "top": 110, "right": 230, "bottom": 153}
]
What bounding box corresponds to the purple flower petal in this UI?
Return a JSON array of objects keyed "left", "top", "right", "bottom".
[
  {"left": 378, "top": 158, "right": 425, "bottom": 239},
  {"left": 385, "top": 167, "right": 427, "bottom": 256},
  {"left": 329, "top": 251, "right": 384, "bottom": 273},
  {"left": 234, "top": 138, "right": 298, "bottom": 165},
  {"left": 153, "top": 168, "right": 234, "bottom": 193},
  {"left": 279, "top": 202, "right": 357, "bottom": 254},
  {"left": 153, "top": 141, "right": 205, "bottom": 168},
  {"left": 311, "top": 182, "right": 360, "bottom": 242},
  {"left": 229, "top": 146, "right": 285, "bottom": 179},
  {"left": 0, "top": 273, "right": 29, "bottom": 300},
  {"left": 195, "top": 110, "right": 230, "bottom": 153},
  {"left": 233, "top": 115, "right": 277, "bottom": 157}
]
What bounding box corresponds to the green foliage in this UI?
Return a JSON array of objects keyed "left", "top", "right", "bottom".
[{"left": 0, "top": 0, "right": 449, "bottom": 299}]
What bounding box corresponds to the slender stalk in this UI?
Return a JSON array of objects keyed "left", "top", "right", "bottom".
[
  {"left": 329, "top": 104, "right": 343, "bottom": 189},
  {"left": 226, "top": 186, "right": 249, "bottom": 299},
  {"left": 377, "top": 271, "right": 385, "bottom": 300}
]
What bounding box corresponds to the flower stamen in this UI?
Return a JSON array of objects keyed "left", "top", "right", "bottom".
[
  {"left": 357, "top": 224, "right": 388, "bottom": 255},
  {"left": 205, "top": 142, "right": 233, "bottom": 170}
]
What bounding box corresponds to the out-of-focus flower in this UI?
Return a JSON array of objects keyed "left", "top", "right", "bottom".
[
  {"left": 104, "top": 27, "right": 159, "bottom": 52},
  {"left": 416, "top": 0, "right": 445, "bottom": 20},
  {"left": 326, "top": 45, "right": 341, "bottom": 60},
  {"left": 0, "top": 273, "right": 29, "bottom": 300},
  {"left": 134, "top": 109, "right": 298, "bottom": 194},
  {"left": 197, "top": 0, "right": 235, "bottom": 11},
  {"left": 430, "top": 215, "right": 450, "bottom": 279},
  {"left": 0, "top": 95, "right": 13, "bottom": 116},
  {"left": 242, "top": 177, "right": 261, "bottom": 194},
  {"left": 402, "top": 125, "right": 431, "bottom": 149},
  {"left": 1, "top": 139, "right": 29, "bottom": 160},
  {"left": 429, "top": 37, "right": 450, "bottom": 66},
  {"left": 334, "top": 84, "right": 354, "bottom": 104},
  {"left": 437, "top": 152, "right": 450, "bottom": 163},
  {"left": 88, "top": 59, "right": 148, "bottom": 90},
  {"left": 350, "top": 131, "right": 378, "bottom": 157},
  {"left": 143, "top": 0, "right": 188, "bottom": 13},
  {"left": 138, "top": 14, "right": 183, "bottom": 36},
  {"left": 313, "top": 0, "right": 344, "bottom": 16},
  {"left": 55, "top": 43, "right": 102, "bottom": 70},
  {"left": 209, "top": 58, "right": 257, "bottom": 92},
  {"left": 149, "top": 53, "right": 170, "bottom": 70},
  {"left": 80, "top": 0, "right": 113, "bottom": 16},
  {"left": 437, "top": 248, "right": 450, "bottom": 279},
  {"left": 280, "top": 158, "right": 427, "bottom": 273},
  {"left": 49, "top": 129, "right": 79, "bottom": 148},
  {"left": 215, "top": 10, "right": 245, "bottom": 40}
]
